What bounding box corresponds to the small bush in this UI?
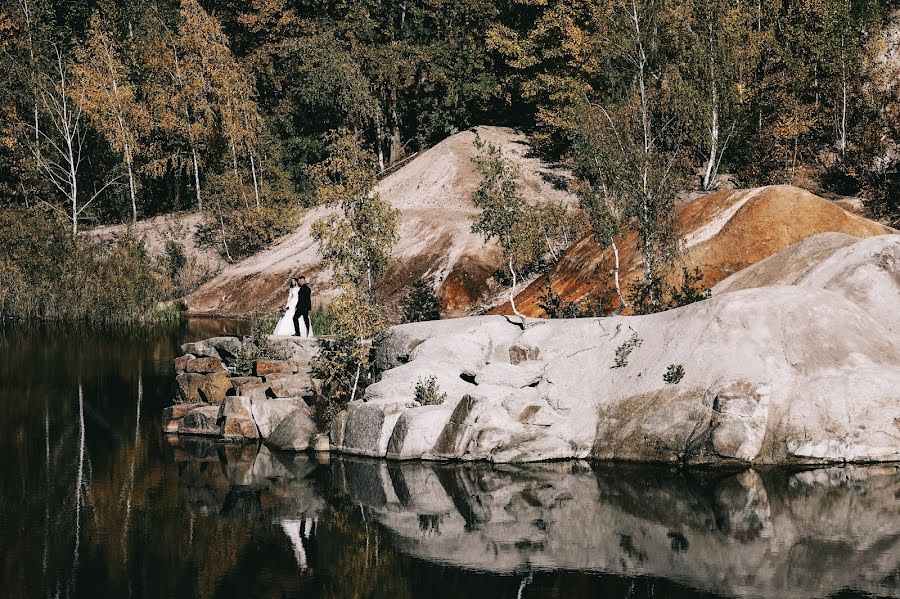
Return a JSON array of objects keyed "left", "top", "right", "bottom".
[
  {"left": 310, "top": 302, "right": 339, "bottom": 337},
  {"left": 403, "top": 278, "right": 442, "bottom": 323},
  {"left": 663, "top": 363, "right": 685, "bottom": 384},
  {"left": 629, "top": 267, "right": 711, "bottom": 315},
  {"left": 414, "top": 376, "right": 447, "bottom": 405},
  {"left": 537, "top": 275, "right": 602, "bottom": 318},
  {"left": 613, "top": 332, "right": 642, "bottom": 368},
  {"left": 0, "top": 206, "right": 186, "bottom": 324},
  {"left": 231, "top": 311, "right": 286, "bottom": 375}
]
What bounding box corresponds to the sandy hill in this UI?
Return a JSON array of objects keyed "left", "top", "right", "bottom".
[
  {"left": 183, "top": 126, "right": 573, "bottom": 318},
  {"left": 492, "top": 185, "right": 895, "bottom": 317}
]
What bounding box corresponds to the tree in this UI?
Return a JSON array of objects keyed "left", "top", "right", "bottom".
[
  {"left": 30, "top": 46, "right": 120, "bottom": 235},
  {"left": 72, "top": 13, "right": 147, "bottom": 223},
  {"left": 310, "top": 129, "right": 399, "bottom": 404},
  {"left": 470, "top": 135, "right": 543, "bottom": 325},
  {"left": 575, "top": 0, "right": 685, "bottom": 311},
  {"left": 311, "top": 130, "right": 399, "bottom": 299},
  {"left": 402, "top": 277, "right": 442, "bottom": 323}
]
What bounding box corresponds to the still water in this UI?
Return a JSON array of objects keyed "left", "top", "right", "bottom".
[{"left": 1, "top": 322, "right": 898, "bottom": 599}]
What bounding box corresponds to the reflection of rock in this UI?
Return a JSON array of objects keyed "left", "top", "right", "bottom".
[
  {"left": 165, "top": 435, "right": 900, "bottom": 599},
  {"left": 166, "top": 437, "right": 325, "bottom": 520},
  {"left": 329, "top": 459, "right": 900, "bottom": 599}
]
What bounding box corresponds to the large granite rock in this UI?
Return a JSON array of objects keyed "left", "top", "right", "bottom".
[
  {"left": 162, "top": 402, "right": 208, "bottom": 433},
  {"left": 250, "top": 397, "right": 308, "bottom": 438},
  {"left": 176, "top": 372, "right": 233, "bottom": 404},
  {"left": 177, "top": 405, "right": 222, "bottom": 436},
  {"left": 265, "top": 404, "right": 317, "bottom": 451},
  {"left": 333, "top": 235, "right": 900, "bottom": 464},
  {"left": 218, "top": 396, "right": 258, "bottom": 441}
]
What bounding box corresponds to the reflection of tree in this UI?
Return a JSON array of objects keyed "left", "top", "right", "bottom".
[{"left": 315, "top": 499, "right": 413, "bottom": 599}]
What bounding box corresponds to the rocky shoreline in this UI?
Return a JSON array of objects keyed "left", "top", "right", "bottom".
[{"left": 165, "top": 233, "right": 900, "bottom": 465}]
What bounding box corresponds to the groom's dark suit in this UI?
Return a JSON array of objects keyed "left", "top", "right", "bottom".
[{"left": 293, "top": 283, "right": 312, "bottom": 336}]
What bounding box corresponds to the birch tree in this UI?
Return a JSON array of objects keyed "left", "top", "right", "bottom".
[
  {"left": 30, "top": 46, "right": 120, "bottom": 235},
  {"left": 582, "top": 0, "right": 684, "bottom": 311},
  {"left": 470, "top": 136, "right": 543, "bottom": 326},
  {"left": 72, "top": 13, "right": 147, "bottom": 223}
]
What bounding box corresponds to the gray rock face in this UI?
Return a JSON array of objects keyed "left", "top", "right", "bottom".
[
  {"left": 205, "top": 336, "right": 243, "bottom": 361},
  {"left": 265, "top": 373, "right": 313, "bottom": 398},
  {"left": 333, "top": 235, "right": 900, "bottom": 464},
  {"left": 250, "top": 397, "right": 308, "bottom": 439},
  {"left": 177, "top": 405, "right": 222, "bottom": 436},
  {"left": 180, "top": 341, "right": 220, "bottom": 359},
  {"left": 218, "top": 396, "right": 258, "bottom": 441},
  {"left": 183, "top": 357, "right": 226, "bottom": 374},
  {"left": 265, "top": 405, "right": 317, "bottom": 451}
]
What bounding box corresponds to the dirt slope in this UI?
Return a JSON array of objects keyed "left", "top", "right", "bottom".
[
  {"left": 493, "top": 185, "right": 895, "bottom": 317},
  {"left": 185, "top": 126, "right": 574, "bottom": 318}
]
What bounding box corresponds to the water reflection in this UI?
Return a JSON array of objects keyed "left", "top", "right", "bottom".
[
  {"left": 167, "top": 437, "right": 900, "bottom": 599},
  {"left": 1, "top": 322, "right": 898, "bottom": 599}
]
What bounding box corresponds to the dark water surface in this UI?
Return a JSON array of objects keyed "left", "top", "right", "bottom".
[{"left": 1, "top": 322, "right": 898, "bottom": 599}]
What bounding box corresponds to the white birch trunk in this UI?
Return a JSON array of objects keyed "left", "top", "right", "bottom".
[
  {"left": 192, "top": 145, "right": 202, "bottom": 211},
  {"left": 249, "top": 148, "right": 260, "bottom": 209}
]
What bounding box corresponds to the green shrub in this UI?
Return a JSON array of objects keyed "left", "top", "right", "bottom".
[
  {"left": 402, "top": 278, "right": 442, "bottom": 323},
  {"left": 0, "top": 206, "right": 185, "bottom": 324},
  {"left": 612, "top": 332, "right": 642, "bottom": 368},
  {"left": 629, "top": 267, "right": 711, "bottom": 315},
  {"left": 663, "top": 363, "right": 685, "bottom": 384},
  {"left": 310, "top": 302, "right": 339, "bottom": 337},
  {"left": 231, "top": 311, "right": 286, "bottom": 375},
  {"left": 414, "top": 376, "right": 447, "bottom": 405},
  {"left": 537, "top": 274, "right": 603, "bottom": 318}
]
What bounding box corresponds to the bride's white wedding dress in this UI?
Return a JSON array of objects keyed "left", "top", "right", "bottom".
[{"left": 272, "top": 287, "right": 313, "bottom": 336}]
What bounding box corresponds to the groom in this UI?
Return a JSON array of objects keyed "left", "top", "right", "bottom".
[{"left": 293, "top": 276, "right": 312, "bottom": 337}]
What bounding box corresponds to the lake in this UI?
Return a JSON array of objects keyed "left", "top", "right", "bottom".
[{"left": 1, "top": 321, "right": 898, "bottom": 599}]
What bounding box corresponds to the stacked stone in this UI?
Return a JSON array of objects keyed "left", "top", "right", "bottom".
[{"left": 164, "top": 336, "right": 327, "bottom": 451}]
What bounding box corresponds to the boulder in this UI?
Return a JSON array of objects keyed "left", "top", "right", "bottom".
[
  {"left": 218, "top": 396, "right": 258, "bottom": 441},
  {"left": 265, "top": 405, "right": 317, "bottom": 451},
  {"left": 230, "top": 377, "right": 267, "bottom": 398},
  {"left": 228, "top": 376, "right": 262, "bottom": 394},
  {"left": 162, "top": 402, "right": 207, "bottom": 433},
  {"left": 250, "top": 397, "right": 308, "bottom": 438},
  {"left": 343, "top": 238, "right": 900, "bottom": 465},
  {"left": 254, "top": 360, "right": 298, "bottom": 376},
  {"left": 174, "top": 354, "right": 195, "bottom": 373},
  {"left": 265, "top": 373, "right": 314, "bottom": 398},
  {"left": 205, "top": 336, "right": 243, "bottom": 361},
  {"left": 180, "top": 341, "right": 220, "bottom": 359},
  {"left": 177, "top": 405, "right": 222, "bottom": 436},
  {"left": 184, "top": 357, "right": 226, "bottom": 374},
  {"left": 176, "top": 372, "right": 232, "bottom": 404},
  {"left": 339, "top": 399, "right": 409, "bottom": 457},
  {"left": 312, "top": 433, "right": 331, "bottom": 452}
]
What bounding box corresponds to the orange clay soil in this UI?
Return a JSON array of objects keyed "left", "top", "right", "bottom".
[{"left": 490, "top": 185, "right": 895, "bottom": 317}]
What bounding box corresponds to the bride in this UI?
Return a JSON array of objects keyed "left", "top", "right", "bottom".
[{"left": 273, "top": 278, "right": 312, "bottom": 336}]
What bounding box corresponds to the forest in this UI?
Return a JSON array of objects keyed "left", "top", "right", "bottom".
[{"left": 0, "top": 0, "right": 898, "bottom": 322}]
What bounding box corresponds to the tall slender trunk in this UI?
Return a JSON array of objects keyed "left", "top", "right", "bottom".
[
  {"left": 231, "top": 139, "right": 248, "bottom": 209},
  {"left": 507, "top": 256, "right": 527, "bottom": 327},
  {"left": 702, "top": 90, "right": 719, "bottom": 190},
  {"left": 248, "top": 148, "right": 260, "bottom": 209},
  {"left": 610, "top": 238, "right": 627, "bottom": 314},
  {"left": 125, "top": 145, "right": 137, "bottom": 223},
  {"left": 192, "top": 145, "right": 202, "bottom": 211},
  {"left": 375, "top": 120, "right": 385, "bottom": 174},
  {"left": 838, "top": 34, "right": 848, "bottom": 159}
]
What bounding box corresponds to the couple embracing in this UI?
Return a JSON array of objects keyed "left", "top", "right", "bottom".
[{"left": 273, "top": 276, "right": 314, "bottom": 337}]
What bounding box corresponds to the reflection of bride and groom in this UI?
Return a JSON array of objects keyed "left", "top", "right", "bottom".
[{"left": 273, "top": 275, "right": 314, "bottom": 337}]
